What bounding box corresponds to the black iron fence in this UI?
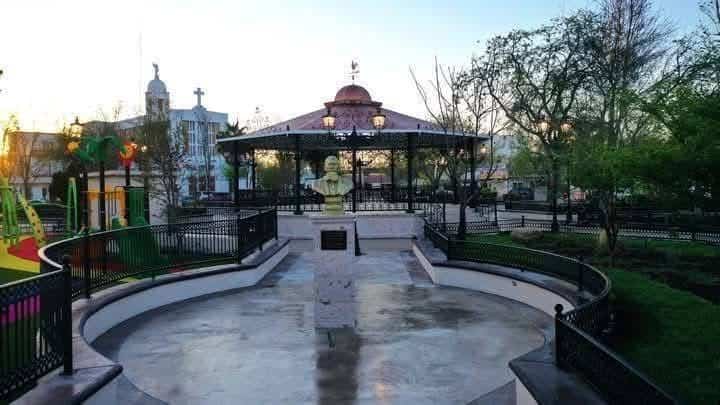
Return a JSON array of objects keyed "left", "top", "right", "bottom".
[
  {"left": 0, "top": 209, "right": 277, "bottom": 402},
  {"left": 168, "top": 206, "right": 262, "bottom": 223},
  {"left": 41, "top": 208, "right": 277, "bottom": 299},
  {"left": 423, "top": 220, "right": 678, "bottom": 404},
  {"left": 440, "top": 216, "right": 720, "bottom": 245},
  {"left": 198, "top": 187, "right": 498, "bottom": 224},
  {"left": 0, "top": 265, "right": 72, "bottom": 402}
]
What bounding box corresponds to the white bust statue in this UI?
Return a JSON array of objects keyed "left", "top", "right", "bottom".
[{"left": 311, "top": 156, "right": 353, "bottom": 215}]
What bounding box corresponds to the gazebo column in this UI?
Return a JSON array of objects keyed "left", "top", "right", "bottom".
[
  {"left": 250, "top": 148, "right": 256, "bottom": 202},
  {"left": 294, "top": 132, "right": 302, "bottom": 215},
  {"left": 406, "top": 132, "right": 416, "bottom": 213},
  {"left": 232, "top": 142, "right": 240, "bottom": 207},
  {"left": 351, "top": 126, "right": 358, "bottom": 213},
  {"left": 390, "top": 148, "right": 396, "bottom": 203}
]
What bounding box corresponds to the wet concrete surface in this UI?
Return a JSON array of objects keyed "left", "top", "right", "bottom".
[{"left": 93, "top": 252, "right": 552, "bottom": 404}]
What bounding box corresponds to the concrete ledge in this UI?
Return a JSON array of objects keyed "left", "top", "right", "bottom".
[
  {"left": 17, "top": 239, "right": 289, "bottom": 405},
  {"left": 509, "top": 345, "right": 605, "bottom": 405},
  {"left": 412, "top": 240, "right": 576, "bottom": 316},
  {"left": 358, "top": 237, "right": 414, "bottom": 251},
  {"left": 412, "top": 240, "right": 606, "bottom": 405},
  {"left": 279, "top": 211, "right": 423, "bottom": 243},
  {"left": 83, "top": 240, "right": 288, "bottom": 342}
]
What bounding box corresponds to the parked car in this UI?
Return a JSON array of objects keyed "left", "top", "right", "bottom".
[{"left": 503, "top": 187, "right": 533, "bottom": 201}]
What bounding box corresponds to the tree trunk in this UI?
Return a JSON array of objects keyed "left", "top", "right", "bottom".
[
  {"left": 458, "top": 198, "right": 467, "bottom": 241},
  {"left": 600, "top": 193, "right": 619, "bottom": 266}
]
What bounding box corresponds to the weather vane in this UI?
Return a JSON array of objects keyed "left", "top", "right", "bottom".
[{"left": 350, "top": 60, "right": 359, "bottom": 83}]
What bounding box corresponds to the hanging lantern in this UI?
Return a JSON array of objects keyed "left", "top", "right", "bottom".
[
  {"left": 371, "top": 108, "right": 386, "bottom": 130},
  {"left": 322, "top": 108, "right": 336, "bottom": 129}
]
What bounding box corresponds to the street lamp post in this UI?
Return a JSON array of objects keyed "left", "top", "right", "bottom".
[
  {"left": 536, "top": 116, "right": 573, "bottom": 233},
  {"left": 439, "top": 184, "right": 447, "bottom": 232},
  {"left": 67, "top": 117, "right": 87, "bottom": 230}
]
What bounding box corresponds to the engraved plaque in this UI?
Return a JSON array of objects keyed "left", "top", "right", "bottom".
[{"left": 321, "top": 230, "right": 347, "bottom": 250}]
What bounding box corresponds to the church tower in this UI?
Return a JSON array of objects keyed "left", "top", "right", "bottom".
[{"left": 145, "top": 63, "right": 170, "bottom": 121}]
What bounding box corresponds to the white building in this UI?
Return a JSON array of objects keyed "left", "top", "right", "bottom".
[{"left": 117, "top": 64, "right": 229, "bottom": 198}]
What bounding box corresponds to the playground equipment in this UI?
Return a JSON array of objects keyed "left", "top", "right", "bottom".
[
  {"left": 126, "top": 187, "right": 147, "bottom": 225},
  {"left": 0, "top": 177, "right": 46, "bottom": 247},
  {"left": 0, "top": 177, "right": 50, "bottom": 273},
  {"left": 1, "top": 177, "right": 19, "bottom": 246}
]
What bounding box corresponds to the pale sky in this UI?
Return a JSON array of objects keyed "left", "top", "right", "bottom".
[{"left": 0, "top": 0, "right": 703, "bottom": 132}]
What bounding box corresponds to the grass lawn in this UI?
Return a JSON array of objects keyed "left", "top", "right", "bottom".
[{"left": 468, "top": 232, "right": 720, "bottom": 405}]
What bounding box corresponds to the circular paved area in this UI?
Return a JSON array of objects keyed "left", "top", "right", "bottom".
[{"left": 93, "top": 252, "right": 553, "bottom": 405}]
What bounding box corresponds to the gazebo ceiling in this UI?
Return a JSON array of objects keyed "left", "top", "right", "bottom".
[{"left": 218, "top": 84, "right": 485, "bottom": 151}]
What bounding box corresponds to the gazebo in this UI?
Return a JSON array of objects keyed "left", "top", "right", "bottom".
[{"left": 218, "top": 83, "right": 486, "bottom": 214}]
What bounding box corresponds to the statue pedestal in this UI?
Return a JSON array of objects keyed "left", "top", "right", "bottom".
[{"left": 309, "top": 214, "right": 357, "bottom": 329}]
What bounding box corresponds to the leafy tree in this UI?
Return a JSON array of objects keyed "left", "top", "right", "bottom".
[
  {"left": 474, "top": 11, "right": 593, "bottom": 229},
  {"left": 222, "top": 163, "right": 248, "bottom": 185},
  {"left": 416, "top": 149, "right": 447, "bottom": 190},
  {"left": 573, "top": 0, "right": 675, "bottom": 260}
]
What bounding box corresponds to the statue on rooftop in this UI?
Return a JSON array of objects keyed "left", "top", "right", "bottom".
[{"left": 311, "top": 156, "right": 352, "bottom": 215}]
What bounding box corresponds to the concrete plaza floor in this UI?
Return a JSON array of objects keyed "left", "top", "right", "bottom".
[{"left": 93, "top": 252, "right": 553, "bottom": 405}]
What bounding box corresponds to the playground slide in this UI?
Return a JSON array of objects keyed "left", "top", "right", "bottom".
[
  {"left": 111, "top": 217, "right": 167, "bottom": 269},
  {"left": 16, "top": 193, "right": 47, "bottom": 248}
]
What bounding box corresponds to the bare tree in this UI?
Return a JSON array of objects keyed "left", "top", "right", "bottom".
[
  {"left": 411, "top": 58, "right": 477, "bottom": 238},
  {"left": 11, "top": 134, "right": 43, "bottom": 198},
  {"left": 137, "top": 118, "right": 189, "bottom": 210},
  {"left": 460, "top": 58, "right": 510, "bottom": 188}
]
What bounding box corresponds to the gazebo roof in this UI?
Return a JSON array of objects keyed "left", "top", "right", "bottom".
[{"left": 218, "top": 84, "right": 485, "bottom": 151}]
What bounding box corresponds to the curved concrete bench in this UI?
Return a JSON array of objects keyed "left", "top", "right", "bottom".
[
  {"left": 17, "top": 239, "right": 289, "bottom": 405},
  {"left": 412, "top": 239, "right": 605, "bottom": 405}
]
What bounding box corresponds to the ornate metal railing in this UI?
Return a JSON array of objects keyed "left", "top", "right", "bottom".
[
  {"left": 555, "top": 319, "right": 677, "bottom": 404},
  {"left": 440, "top": 217, "right": 720, "bottom": 244},
  {"left": 0, "top": 265, "right": 72, "bottom": 401},
  {"left": 423, "top": 220, "right": 678, "bottom": 404},
  {"left": 225, "top": 186, "right": 457, "bottom": 213},
  {"left": 169, "top": 206, "right": 263, "bottom": 223},
  {"left": 41, "top": 209, "right": 277, "bottom": 299}
]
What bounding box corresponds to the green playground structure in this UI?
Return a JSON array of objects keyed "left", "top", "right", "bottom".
[
  {"left": 111, "top": 188, "right": 166, "bottom": 269},
  {"left": 1, "top": 177, "right": 20, "bottom": 247},
  {"left": 0, "top": 177, "right": 47, "bottom": 249}
]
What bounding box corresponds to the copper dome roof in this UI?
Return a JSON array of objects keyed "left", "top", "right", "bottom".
[{"left": 334, "top": 84, "right": 372, "bottom": 103}]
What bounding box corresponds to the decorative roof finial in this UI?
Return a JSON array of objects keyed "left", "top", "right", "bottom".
[
  {"left": 350, "top": 60, "right": 359, "bottom": 83},
  {"left": 152, "top": 63, "right": 159, "bottom": 79}
]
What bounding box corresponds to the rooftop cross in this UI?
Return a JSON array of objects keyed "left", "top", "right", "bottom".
[
  {"left": 194, "top": 87, "right": 205, "bottom": 106},
  {"left": 350, "top": 60, "right": 359, "bottom": 83}
]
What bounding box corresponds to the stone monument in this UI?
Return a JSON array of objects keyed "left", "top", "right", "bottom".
[{"left": 309, "top": 156, "right": 356, "bottom": 333}]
